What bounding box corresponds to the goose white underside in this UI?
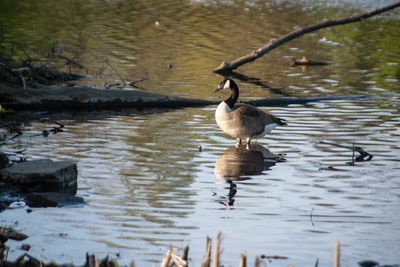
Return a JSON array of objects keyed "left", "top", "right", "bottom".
[{"left": 253, "top": 122, "right": 278, "bottom": 139}]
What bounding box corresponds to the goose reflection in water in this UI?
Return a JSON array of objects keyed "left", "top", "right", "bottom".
[{"left": 214, "top": 144, "right": 285, "bottom": 206}]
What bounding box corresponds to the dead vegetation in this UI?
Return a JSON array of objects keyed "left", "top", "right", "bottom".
[
  {"left": 0, "top": 37, "right": 85, "bottom": 90},
  {"left": 0, "top": 229, "right": 357, "bottom": 267},
  {"left": 0, "top": 36, "right": 139, "bottom": 92}
]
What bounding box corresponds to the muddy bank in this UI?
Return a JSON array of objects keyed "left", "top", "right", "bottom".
[
  {"left": 1, "top": 82, "right": 383, "bottom": 113},
  {"left": 0, "top": 82, "right": 216, "bottom": 111}
]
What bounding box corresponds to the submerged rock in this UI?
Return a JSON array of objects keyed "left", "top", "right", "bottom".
[
  {"left": 0, "top": 151, "right": 9, "bottom": 169},
  {"left": 25, "top": 192, "right": 84, "bottom": 208},
  {"left": 0, "top": 227, "right": 29, "bottom": 241},
  {"left": 0, "top": 159, "right": 77, "bottom": 194}
]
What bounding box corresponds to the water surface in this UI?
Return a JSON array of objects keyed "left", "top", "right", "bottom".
[{"left": 1, "top": 0, "right": 400, "bottom": 266}]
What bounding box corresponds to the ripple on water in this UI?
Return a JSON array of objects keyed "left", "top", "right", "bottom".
[{"left": 1, "top": 97, "right": 400, "bottom": 266}]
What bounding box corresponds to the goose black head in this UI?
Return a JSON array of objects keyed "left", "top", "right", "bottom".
[{"left": 214, "top": 78, "right": 237, "bottom": 92}]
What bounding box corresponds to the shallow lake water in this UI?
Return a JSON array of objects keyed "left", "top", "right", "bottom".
[{"left": 1, "top": 0, "right": 400, "bottom": 266}]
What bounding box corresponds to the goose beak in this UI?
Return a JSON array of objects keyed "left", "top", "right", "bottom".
[{"left": 214, "top": 85, "right": 223, "bottom": 93}]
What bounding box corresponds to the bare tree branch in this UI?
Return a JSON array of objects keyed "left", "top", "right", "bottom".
[{"left": 213, "top": 1, "right": 400, "bottom": 74}]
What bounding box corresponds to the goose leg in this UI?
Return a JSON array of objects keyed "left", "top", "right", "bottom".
[
  {"left": 246, "top": 138, "right": 252, "bottom": 149},
  {"left": 236, "top": 138, "right": 242, "bottom": 146}
]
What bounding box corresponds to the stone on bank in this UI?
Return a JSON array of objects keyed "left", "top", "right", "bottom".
[
  {"left": 0, "top": 159, "right": 77, "bottom": 194},
  {"left": 0, "top": 157, "right": 81, "bottom": 209}
]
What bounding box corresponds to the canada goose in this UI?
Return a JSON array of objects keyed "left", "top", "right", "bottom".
[{"left": 214, "top": 78, "right": 286, "bottom": 146}]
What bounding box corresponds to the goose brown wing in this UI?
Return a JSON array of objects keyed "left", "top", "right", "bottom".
[
  {"left": 233, "top": 103, "right": 287, "bottom": 126},
  {"left": 231, "top": 104, "right": 267, "bottom": 135},
  {"left": 232, "top": 103, "right": 264, "bottom": 118}
]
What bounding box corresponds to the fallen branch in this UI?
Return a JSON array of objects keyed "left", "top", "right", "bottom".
[{"left": 213, "top": 1, "right": 400, "bottom": 74}]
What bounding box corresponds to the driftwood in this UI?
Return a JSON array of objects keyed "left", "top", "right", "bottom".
[
  {"left": 213, "top": 1, "right": 400, "bottom": 74},
  {"left": 291, "top": 56, "right": 330, "bottom": 66}
]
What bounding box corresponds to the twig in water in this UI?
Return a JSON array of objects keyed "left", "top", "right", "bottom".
[
  {"left": 0, "top": 63, "right": 29, "bottom": 90},
  {"left": 57, "top": 55, "right": 88, "bottom": 74},
  {"left": 104, "top": 82, "right": 123, "bottom": 90},
  {"left": 0, "top": 121, "right": 23, "bottom": 140},
  {"left": 0, "top": 122, "right": 65, "bottom": 145},
  {"left": 50, "top": 121, "right": 64, "bottom": 134},
  {"left": 318, "top": 140, "right": 373, "bottom": 162},
  {"left": 129, "top": 77, "right": 149, "bottom": 88},
  {"left": 261, "top": 255, "right": 288, "bottom": 260},
  {"left": 12, "top": 68, "right": 29, "bottom": 90},
  {"left": 310, "top": 207, "right": 315, "bottom": 227},
  {"left": 0, "top": 122, "right": 22, "bottom": 135},
  {"left": 104, "top": 58, "right": 126, "bottom": 88}
]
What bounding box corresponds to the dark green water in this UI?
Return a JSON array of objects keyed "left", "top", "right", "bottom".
[{"left": 1, "top": 0, "right": 400, "bottom": 266}]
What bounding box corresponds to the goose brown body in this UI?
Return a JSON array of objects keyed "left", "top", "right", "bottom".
[{"left": 215, "top": 78, "right": 286, "bottom": 145}]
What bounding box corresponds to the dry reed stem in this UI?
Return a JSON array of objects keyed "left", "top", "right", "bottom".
[
  {"left": 212, "top": 232, "right": 222, "bottom": 267},
  {"left": 171, "top": 253, "right": 183, "bottom": 267},
  {"left": 201, "top": 237, "right": 212, "bottom": 267},
  {"left": 239, "top": 252, "right": 247, "bottom": 267},
  {"left": 160, "top": 248, "right": 172, "bottom": 267},
  {"left": 182, "top": 245, "right": 189, "bottom": 267},
  {"left": 334, "top": 242, "right": 340, "bottom": 267}
]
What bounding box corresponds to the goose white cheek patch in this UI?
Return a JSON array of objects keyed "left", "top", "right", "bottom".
[{"left": 223, "top": 79, "right": 230, "bottom": 90}]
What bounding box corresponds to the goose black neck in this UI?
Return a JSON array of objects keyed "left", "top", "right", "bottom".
[{"left": 224, "top": 81, "right": 239, "bottom": 109}]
